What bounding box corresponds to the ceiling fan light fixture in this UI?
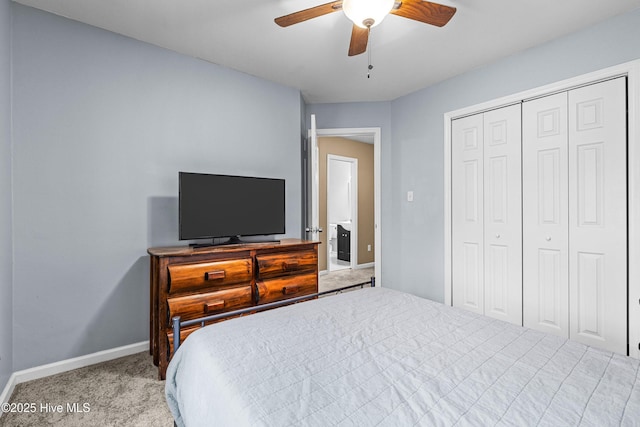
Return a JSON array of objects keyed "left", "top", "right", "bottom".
[{"left": 342, "top": 0, "right": 395, "bottom": 28}]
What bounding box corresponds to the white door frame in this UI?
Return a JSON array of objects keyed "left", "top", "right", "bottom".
[
  {"left": 327, "top": 154, "right": 358, "bottom": 271},
  {"left": 316, "top": 127, "right": 381, "bottom": 285},
  {"left": 444, "top": 59, "right": 640, "bottom": 358}
]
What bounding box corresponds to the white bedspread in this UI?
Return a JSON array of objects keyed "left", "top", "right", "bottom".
[{"left": 165, "top": 287, "right": 640, "bottom": 426}]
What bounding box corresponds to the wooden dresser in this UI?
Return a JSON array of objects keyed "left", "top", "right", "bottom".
[{"left": 148, "top": 239, "right": 318, "bottom": 379}]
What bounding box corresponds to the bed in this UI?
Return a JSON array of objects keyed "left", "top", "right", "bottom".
[{"left": 165, "top": 286, "right": 640, "bottom": 426}]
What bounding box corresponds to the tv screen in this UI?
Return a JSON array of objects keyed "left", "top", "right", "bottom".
[{"left": 179, "top": 172, "right": 285, "bottom": 242}]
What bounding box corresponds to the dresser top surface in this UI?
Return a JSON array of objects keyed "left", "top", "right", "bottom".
[{"left": 148, "top": 238, "right": 318, "bottom": 257}]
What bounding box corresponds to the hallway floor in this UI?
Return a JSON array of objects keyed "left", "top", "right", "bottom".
[{"left": 318, "top": 267, "right": 375, "bottom": 293}]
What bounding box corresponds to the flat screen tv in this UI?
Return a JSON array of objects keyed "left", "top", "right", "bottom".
[{"left": 179, "top": 172, "right": 285, "bottom": 244}]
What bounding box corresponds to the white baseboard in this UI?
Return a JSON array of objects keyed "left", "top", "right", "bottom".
[
  {"left": 320, "top": 263, "right": 375, "bottom": 277},
  {"left": 0, "top": 341, "right": 148, "bottom": 412},
  {"left": 355, "top": 262, "right": 375, "bottom": 270}
]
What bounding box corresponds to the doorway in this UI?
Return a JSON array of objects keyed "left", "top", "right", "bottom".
[
  {"left": 305, "top": 122, "right": 381, "bottom": 286},
  {"left": 327, "top": 154, "right": 357, "bottom": 272}
]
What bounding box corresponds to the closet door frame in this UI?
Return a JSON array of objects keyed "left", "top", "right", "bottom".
[{"left": 444, "top": 59, "right": 640, "bottom": 359}]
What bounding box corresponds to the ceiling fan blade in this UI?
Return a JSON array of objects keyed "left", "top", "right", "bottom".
[
  {"left": 275, "top": 1, "right": 343, "bottom": 27},
  {"left": 348, "top": 25, "right": 369, "bottom": 56},
  {"left": 391, "top": 0, "right": 456, "bottom": 27}
]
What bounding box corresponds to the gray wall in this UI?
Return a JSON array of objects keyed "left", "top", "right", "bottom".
[
  {"left": 388, "top": 8, "right": 640, "bottom": 302},
  {"left": 11, "top": 4, "right": 302, "bottom": 371},
  {"left": 0, "top": 0, "right": 13, "bottom": 392}
]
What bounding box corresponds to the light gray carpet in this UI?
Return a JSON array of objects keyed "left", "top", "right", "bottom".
[{"left": 1, "top": 352, "right": 172, "bottom": 427}]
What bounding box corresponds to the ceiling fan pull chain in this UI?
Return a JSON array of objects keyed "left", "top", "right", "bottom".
[{"left": 367, "top": 27, "right": 373, "bottom": 78}]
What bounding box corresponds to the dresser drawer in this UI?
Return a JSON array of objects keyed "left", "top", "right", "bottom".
[
  {"left": 167, "top": 285, "right": 252, "bottom": 324},
  {"left": 256, "top": 250, "right": 317, "bottom": 279},
  {"left": 256, "top": 273, "right": 317, "bottom": 305},
  {"left": 168, "top": 258, "right": 252, "bottom": 294}
]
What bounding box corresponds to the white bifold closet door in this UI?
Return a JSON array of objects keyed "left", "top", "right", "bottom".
[
  {"left": 523, "top": 77, "right": 627, "bottom": 354},
  {"left": 452, "top": 113, "right": 484, "bottom": 315},
  {"left": 522, "top": 92, "right": 570, "bottom": 337},
  {"left": 452, "top": 104, "right": 522, "bottom": 325}
]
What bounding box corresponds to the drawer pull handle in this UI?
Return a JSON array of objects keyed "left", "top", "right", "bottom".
[
  {"left": 204, "top": 300, "right": 225, "bottom": 313},
  {"left": 283, "top": 261, "right": 299, "bottom": 270},
  {"left": 282, "top": 286, "right": 299, "bottom": 295},
  {"left": 205, "top": 270, "right": 226, "bottom": 281}
]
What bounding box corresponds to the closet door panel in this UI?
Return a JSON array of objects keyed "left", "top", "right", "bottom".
[
  {"left": 523, "top": 92, "right": 570, "bottom": 337},
  {"left": 483, "top": 104, "right": 522, "bottom": 325},
  {"left": 452, "top": 113, "right": 484, "bottom": 314},
  {"left": 568, "top": 77, "right": 627, "bottom": 353},
  {"left": 537, "top": 249, "right": 564, "bottom": 328}
]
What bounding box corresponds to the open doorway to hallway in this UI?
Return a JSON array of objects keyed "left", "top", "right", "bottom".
[
  {"left": 317, "top": 135, "right": 375, "bottom": 283},
  {"left": 303, "top": 119, "right": 381, "bottom": 288}
]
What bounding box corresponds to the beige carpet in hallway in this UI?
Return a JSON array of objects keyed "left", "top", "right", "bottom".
[{"left": 318, "top": 267, "right": 375, "bottom": 293}]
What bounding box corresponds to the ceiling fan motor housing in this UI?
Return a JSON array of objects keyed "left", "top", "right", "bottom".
[{"left": 342, "top": 0, "right": 395, "bottom": 28}]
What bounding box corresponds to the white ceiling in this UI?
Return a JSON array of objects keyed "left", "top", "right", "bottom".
[{"left": 13, "top": 0, "right": 640, "bottom": 103}]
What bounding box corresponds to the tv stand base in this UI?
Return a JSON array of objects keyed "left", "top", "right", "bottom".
[{"left": 190, "top": 236, "right": 280, "bottom": 248}]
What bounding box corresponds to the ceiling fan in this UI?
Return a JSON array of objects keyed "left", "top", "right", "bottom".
[{"left": 275, "top": 0, "right": 457, "bottom": 57}]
